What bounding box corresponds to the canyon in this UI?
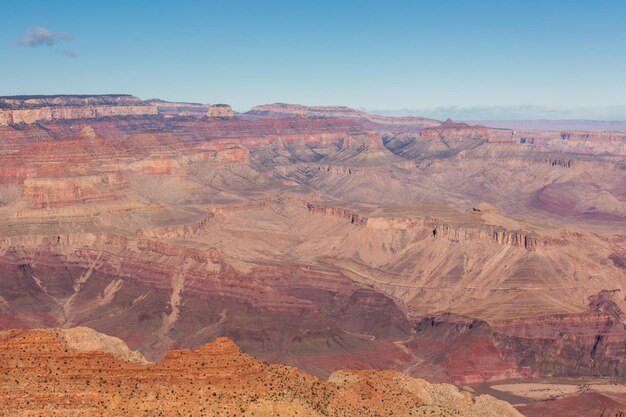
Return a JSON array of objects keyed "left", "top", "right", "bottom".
[{"left": 0, "top": 94, "right": 624, "bottom": 416}]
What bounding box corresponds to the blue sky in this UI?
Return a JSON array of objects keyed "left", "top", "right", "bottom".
[{"left": 1, "top": 0, "right": 626, "bottom": 117}]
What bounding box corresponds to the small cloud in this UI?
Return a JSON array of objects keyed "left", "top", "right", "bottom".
[
  {"left": 16, "top": 27, "right": 73, "bottom": 47},
  {"left": 57, "top": 32, "right": 74, "bottom": 42},
  {"left": 58, "top": 49, "right": 78, "bottom": 59},
  {"left": 17, "top": 27, "right": 55, "bottom": 47}
]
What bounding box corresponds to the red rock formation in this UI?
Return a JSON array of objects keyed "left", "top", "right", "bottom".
[
  {"left": 519, "top": 392, "right": 626, "bottom": 417},
  {"left": 21, "top": 173, "right": 129, "bottom": 208},
  {"left": 492, "top": 310, "right": 626, "bottom": 379},
  {"left": 0, "top": 327, "right": 523, "bottom": 417},
  {"left": 405, "top": 307, "right": 626, "bottom": 384}
]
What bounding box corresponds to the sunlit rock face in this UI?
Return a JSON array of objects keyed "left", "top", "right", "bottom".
[
  {"left": 0, "top": 328, "right": 524, "bottom": 417},
  {"left": 0, "top": 95, "right": 157, "bottom": 125},
  {"left": 207, "top": 103, "right": 234, "bottom": 118}
]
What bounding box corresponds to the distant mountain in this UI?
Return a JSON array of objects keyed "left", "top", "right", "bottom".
[
  {"left": 466, "top": 119, "right": 626, "bottom": 132},
  {"left": 368, "top": 105, "right": 626, "bottom": 124}
]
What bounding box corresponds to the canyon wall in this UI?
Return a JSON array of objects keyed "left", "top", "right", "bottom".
[
  {"left": 207, "top": 104, "right": 235, "bottom": 117},
  {"left": 0, "top": 95, "right": 157, "bottom": 125},
  {"left": 0, "top": 104, "right": 158, "bottom": 125}
]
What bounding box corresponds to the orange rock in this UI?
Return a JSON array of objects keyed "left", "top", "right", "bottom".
[{"left": 0, "top": 327, "right": 523, "bottom": 417}]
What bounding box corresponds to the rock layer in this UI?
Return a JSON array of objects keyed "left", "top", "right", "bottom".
[
  {"left": 207, "top": 104, "right": 234, "bottom": 118},
  {"left": 0, "top": 95, "right": 157, "bottom": 125}
]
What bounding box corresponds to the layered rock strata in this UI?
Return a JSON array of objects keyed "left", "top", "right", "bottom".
[
  {"left": 0, "top": 100, "right": 623, "bottom": 395},
  {"left": 0, "top": 95, "right": 157, "bottom": 125}
]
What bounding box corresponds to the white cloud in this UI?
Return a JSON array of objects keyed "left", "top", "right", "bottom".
[{"left": 17, "top": 27, "right": 78, "bottom": 59}]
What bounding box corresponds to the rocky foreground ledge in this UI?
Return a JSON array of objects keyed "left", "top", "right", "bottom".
[{"left": 0, "top": 327, "right": 522, "bottom": 417}]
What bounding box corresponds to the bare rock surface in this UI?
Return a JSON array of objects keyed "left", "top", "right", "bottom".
[{"left": 0, "top": 327, "right": 523, "bottom": 416}]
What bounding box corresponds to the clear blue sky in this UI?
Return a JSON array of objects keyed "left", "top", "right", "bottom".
[{"left": 1, "top": 0, "right": 625, "bottom": 115}]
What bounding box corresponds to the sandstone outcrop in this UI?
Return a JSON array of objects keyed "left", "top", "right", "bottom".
[
  {"left": 0, "top": 327, "right": 523, "bottom": 417},
  {"left": 207, "top": 103, "right": 234, "bottom": 118}
]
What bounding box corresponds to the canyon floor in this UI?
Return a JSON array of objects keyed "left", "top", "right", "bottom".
[
  {"left": 472, "top": 379, "right": 626, "bottom": 416},
  {"left": 0, "top": 95, "right": 624, "bottom": 416}
]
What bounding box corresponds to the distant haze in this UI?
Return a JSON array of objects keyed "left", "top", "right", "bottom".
[
  {"left": 367, "top": 105, "right": 626, "bottom": 123},
  {"left": 464, "top": 120, "right": 626, "bottom": 132}
]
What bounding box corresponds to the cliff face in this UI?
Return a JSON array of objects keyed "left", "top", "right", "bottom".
[
  {"left": 207, "top": 103, "right": 235, "bottom": 117},
  {"left": 248, "top": 103, "right": 440, "bottom": 130},
  {"left": 305, "top": 202, "right": 544, "bottom": 251},
  {"left": 493, "top": 312, "right": 626, "bottom": 379},
  {"left": 21, "top": 172, "right": 129, "bottom": 208},
  {"left": 0, "top": 94, "right": 144, "bottom": 108},
  {"left": 0, "top": 95, "right": 157, "bottom": 125},
  {"left": 431, "top": 223, "right": 541, "bottom": 251},
  {"left": 409, "top": 306, "right": 626, "bottom": 385},
  {"left": 306, "top": 202, "right": 368, "bottom": 226},
  {"left": 147, "top": 99, "right": 209, "bottom": 117},
  {"left": 2, "top": 104, "right": 158, "bottom": 124},
  {"left": 0, "top": 111, "right": 10, "bottom": 125},
  {"left": 0, "top": 328, "right": 523, "bottom": 417}
]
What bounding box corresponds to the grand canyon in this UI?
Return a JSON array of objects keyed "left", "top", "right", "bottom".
[{"left": 0, "top": 94, "right": 623, "bottom": 416}]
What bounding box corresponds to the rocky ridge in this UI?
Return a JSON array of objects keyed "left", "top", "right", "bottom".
[
  {"left": 0, "top": 95, "right": 157, "bottom": 125},
  {"left": 0, "top": 327, "right": 523, "bottom": 417},
  {"left": 248, "top": 102, "right": 440, "bottom": 129}
]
